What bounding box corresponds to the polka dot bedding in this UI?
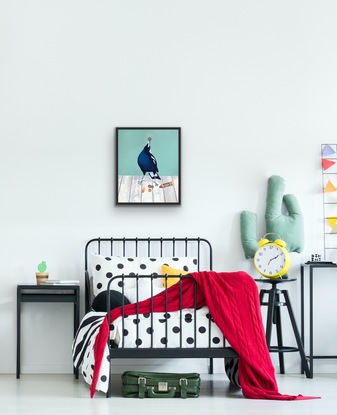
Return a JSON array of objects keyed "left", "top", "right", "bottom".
[
  {"left": 75, "top": 306, "right": 224, "bottom": 395},
  {"left": 90, "top": 253, "right": 198, "bottom": 297},
  {"left": 78, "top": 247, "right": 228, "bottom": 395},
  {"left": 110, "top": 307, "right": 224, "bottom": 348},
  {"left": 77, "top": 238, "right": 236, "bottom": 397},
  {"left": 89, "top": 254, "right": 224, "bottom": 350}
]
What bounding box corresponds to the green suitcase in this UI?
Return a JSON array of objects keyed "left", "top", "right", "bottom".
[{"left": 121, "top": 371, "right": 201, "bottom": 399}]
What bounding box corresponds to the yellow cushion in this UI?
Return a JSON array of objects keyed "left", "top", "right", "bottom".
[{"left": 161, "top": 264, "right": 188, "bottom": 288}]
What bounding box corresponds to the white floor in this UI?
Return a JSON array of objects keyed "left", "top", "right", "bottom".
[{"left": 0, "top": 372, "right": 335, "bottom": 415}]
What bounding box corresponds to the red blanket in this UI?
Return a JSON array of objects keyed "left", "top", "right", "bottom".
[{"left": 92, "top": 271, "right": 319, "bottom": 400}]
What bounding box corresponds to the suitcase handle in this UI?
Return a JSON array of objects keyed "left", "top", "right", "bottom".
[
  {"left": 136, "top": 376, "right": 189, "bottom": 399},
  {"left": 147, "top": 386, "right": 176, "bottom": 398}
]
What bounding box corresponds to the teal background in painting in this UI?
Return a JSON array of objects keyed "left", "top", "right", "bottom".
[{"left": 117, "top": 129, "right": 180, "bottom": 176}]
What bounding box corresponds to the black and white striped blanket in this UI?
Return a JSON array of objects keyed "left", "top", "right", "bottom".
[{"left": 72, "top": 311, "right": 110, "bottom": 394}]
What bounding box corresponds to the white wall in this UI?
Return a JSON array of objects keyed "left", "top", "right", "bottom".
[{"left": 1, "top": 0, "right": 337, "bottom": 375}]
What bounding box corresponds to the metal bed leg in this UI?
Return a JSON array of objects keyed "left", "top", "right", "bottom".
[
  {"left": 106, "top": 359, "right": 112, "bottom": 398},
  {"left": 209, "top": 358, "right": 213, "bottom": 374}
]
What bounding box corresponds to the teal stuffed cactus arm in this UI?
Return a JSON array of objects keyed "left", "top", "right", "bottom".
[
  {"left": 240, "top": 175, "right": 304, "bottom": 259},
  {"left": 240, "top": 210, "right": 258, "bottom": 259},
  {"left": 265, "top": 175, "right": 304, "bottom": 253}
]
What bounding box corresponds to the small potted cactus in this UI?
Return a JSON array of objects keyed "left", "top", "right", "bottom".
[{"left": 36, "top": 261, "right": 49, "bottom": 285}]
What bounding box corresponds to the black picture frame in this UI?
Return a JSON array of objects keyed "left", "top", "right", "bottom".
[{"left": 116, "top": 127, "right": 181, "bottom": 205}]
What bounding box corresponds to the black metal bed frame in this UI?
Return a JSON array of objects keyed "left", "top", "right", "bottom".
[{"left": 84, "top": 237, "right": 238, "bottom": 397}]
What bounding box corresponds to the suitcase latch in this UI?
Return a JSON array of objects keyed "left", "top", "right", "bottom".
[{"left": 138, "top": 377, "right": 146, "bottom": 385}]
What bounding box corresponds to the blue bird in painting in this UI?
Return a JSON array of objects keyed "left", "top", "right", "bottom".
[{"left": 137, "top": 137, "right": 161, "bottom": 184}]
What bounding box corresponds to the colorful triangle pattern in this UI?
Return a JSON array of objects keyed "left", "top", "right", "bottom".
[
  {"left": 326, "top": 216, "right": 337, "bottom": 228},
  {"left": 322, "top": 144, "right": 336, "bottom": 157},
  {"left": 322, "top": 158, "right": 336, "bottom": 171},
  {"left": 323, "top": 145, "right": 337, "bottom": 243},
  {"left": 324, "top": 180, "right": 337, "bottom": 192}
]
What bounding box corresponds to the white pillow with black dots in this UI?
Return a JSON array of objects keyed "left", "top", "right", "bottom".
[{"left": 90, "top": 253, "right": 198, "bottom": 298}]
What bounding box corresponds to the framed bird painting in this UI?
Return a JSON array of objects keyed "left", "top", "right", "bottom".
[{"left": 116, "top": 127, "right": 181, "bottom": 205}]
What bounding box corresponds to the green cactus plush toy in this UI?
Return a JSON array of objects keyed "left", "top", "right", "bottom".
[{"left": 240, "top": 175, "right": 304, "bottom": 259}]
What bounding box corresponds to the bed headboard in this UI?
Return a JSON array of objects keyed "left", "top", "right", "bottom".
[{"left": 84, "top": 237, "right": 213, "bottom": 313}]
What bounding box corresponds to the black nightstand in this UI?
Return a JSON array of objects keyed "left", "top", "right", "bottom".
[{"left": 16, "top": 284, "right": 80, "bottom": 379}]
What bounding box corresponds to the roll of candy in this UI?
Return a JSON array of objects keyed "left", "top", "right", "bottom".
[{"left": 159, "top": 181, "right": 173, "bottom": 188}]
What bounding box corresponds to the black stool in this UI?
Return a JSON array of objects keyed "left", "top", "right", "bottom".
[{"left": 255, "top": 278, "right": 311, "bottom": 378}]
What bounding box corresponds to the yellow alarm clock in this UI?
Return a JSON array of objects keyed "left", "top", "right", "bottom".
[{"left": 253, "top": 234, "right": 290, "bottom": 279}]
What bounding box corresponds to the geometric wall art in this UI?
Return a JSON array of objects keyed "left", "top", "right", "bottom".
[{"left": 321, "top": 144, "right": 337, "bottom": 259}]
